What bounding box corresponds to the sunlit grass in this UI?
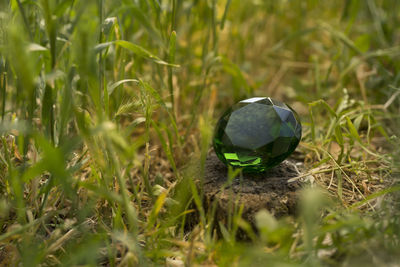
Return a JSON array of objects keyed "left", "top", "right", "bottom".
[{"left": 0, "top": 0, "right": 399, "bottom": 265}]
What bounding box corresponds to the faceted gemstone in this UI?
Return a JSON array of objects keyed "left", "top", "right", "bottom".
[{"left": 213, "top": 97, "right": 302, "bottom": 173}]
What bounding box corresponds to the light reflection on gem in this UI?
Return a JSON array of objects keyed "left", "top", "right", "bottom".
[{"left": 213, "top": 97, "right": 302, "bottom": 172}]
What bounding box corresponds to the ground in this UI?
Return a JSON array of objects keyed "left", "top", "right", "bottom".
[{"left": 0, "top": 0, "right": 400, "bottom": 266}]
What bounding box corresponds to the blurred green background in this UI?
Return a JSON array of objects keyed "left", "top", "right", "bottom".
[{"left": 0, "top": 0, "right": 399, "bottom": 266}]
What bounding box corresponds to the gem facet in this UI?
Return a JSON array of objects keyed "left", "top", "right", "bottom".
[{"left": 213, "top": 97, "right": 302, "bottom": 172}]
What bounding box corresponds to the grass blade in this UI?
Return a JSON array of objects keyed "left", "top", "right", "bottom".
[
  {"left": 220, "top": 0, "right": 232, "bottom": 30},
  {"left": 95, "top": 41, "right": 180, "bottom": 67},
  {"left": 107, "top": 79, "right": 139, "bottom": 95},
  {"left": 168, "top": 31, "right": 176, "bottom": 110}
]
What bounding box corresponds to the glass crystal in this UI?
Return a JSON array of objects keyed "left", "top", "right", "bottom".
[{"left": 213, "top": 97, "right": 302, "bottom": 172}]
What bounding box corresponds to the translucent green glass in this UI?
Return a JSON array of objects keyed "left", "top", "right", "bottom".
[{"left": 213, "top": 97, "right": 302, "bottom": 173}]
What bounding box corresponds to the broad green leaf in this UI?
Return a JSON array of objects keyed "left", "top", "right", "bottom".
[
  {"left": 346, "top": 116, "right": 361, "bottom": 142},
  {"left": 353, "top": 114, "right": 364, "bottom": 131},
  {"left": 334, "top": 125, "right": 344, "bottom": 146}
]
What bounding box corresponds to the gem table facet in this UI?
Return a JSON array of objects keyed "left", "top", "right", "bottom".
[{"left": 213, "top": 97, "right": 302, "bottom": 172}]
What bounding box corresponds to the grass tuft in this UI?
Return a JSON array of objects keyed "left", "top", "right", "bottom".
[{"left": 0, "top": 0, "right": 399, "bottom": 265}]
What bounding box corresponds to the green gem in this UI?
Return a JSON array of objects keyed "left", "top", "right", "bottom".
[{"left": 213, "top": 97, "right": 302, "bottom": 173}]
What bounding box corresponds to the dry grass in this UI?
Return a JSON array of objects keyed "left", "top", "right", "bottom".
[{"left": 0, "top": 0, "right": 400, "bottom": 266}]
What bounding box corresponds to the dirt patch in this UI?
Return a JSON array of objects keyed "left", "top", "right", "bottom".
[{"left": 203, "top": 151, "right": 303, "bottom": 225}]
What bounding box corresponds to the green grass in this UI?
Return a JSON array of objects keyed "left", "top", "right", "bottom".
[{"left": 0, "top": 0, "right": 400, "bottom": 266}]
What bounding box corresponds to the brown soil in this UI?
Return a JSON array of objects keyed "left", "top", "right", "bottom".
[{"left": 203, "top": 151, "right": 303, "bottom": 225}]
